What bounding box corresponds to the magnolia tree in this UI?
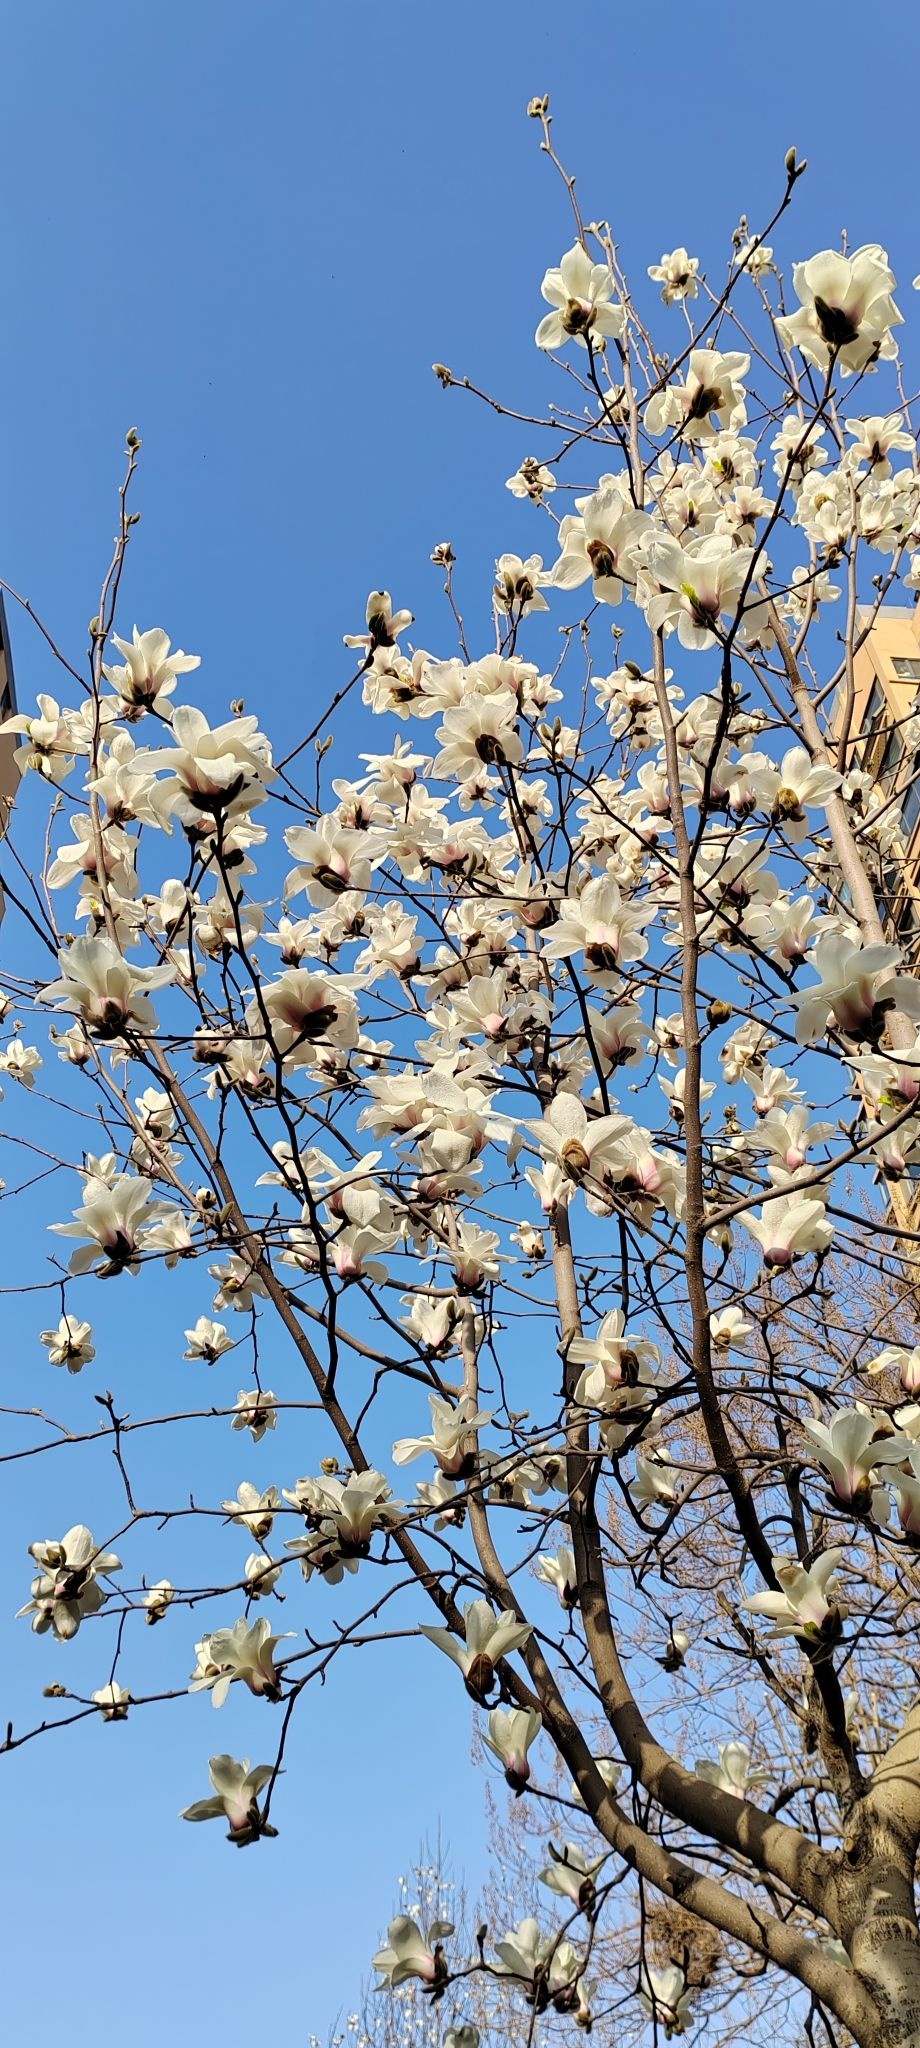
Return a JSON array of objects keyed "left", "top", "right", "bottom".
[{"left": 7, "top": 101, "right": 920, "bottom": 2048}]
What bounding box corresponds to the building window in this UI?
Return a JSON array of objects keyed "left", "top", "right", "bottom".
[
  {"left": 892, "top": 658, "right": 920, "bottom": 681},
  {"left": 901, "top": 772, "right": 920, "bottom": 840},
  {"left": 859, "top": 679, "right": 888, "bottom": 777},
  {"left": 879, "top": 726, "right": 904, "bottom": 789},
  {"left": 894, "top": 899, "right": 920, "bottom": 946},
  {"left": 862, "top": 680, "right": 885, "bottom": 733}
]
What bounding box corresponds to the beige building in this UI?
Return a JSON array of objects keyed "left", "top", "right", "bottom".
[
  {"left": 846, "top": 603, "right": 920, "bottom": 936},
  {"left": 838, "top": 603, "right": 920, "bottom": 1227}
]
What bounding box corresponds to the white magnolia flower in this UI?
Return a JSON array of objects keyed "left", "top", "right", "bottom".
[
  {"left": 231, "top": 1389, "right": 278, "bottom": 1441},
  {"left": 483, "top": 1706, "right": 542, "bottom": 1792},
  {"left": 789, "top": 935, "right": 920, "bottom": 1045},
  {"left": 777, "top": 244, "right": 903, "bottom": 375},
  {"left": 530, "top": 1094, "right": 632, "bottom": 1188},
  {"left": 372, "top": 1915, "right": 452, "bottom": 1989},
  {"left": 887, "top": 1450, "right": 920, "bottom": 1540},
  {"left": 694, "top": 1739, "right": 771, "bottom": 1796},
  {"left": 535, "top": 1545, "right": 579, "bottom": 1607},
  {"left": 709, "top": 1307, "right": 751, "bottom": 1351},
  {"left": 747, "top": 745, "right": 842, "bottom": 835},
  {"left": 420, "top": 1598, "right": 532, "bottom": 1701},
  {"left": 415, "top": 1471, "right": 463, "bottom": 1528},
  {"left": 550, "top": 483, "right": 649, "bottom": 606},
  {"left": 567, "top": 1309, "right": 661, "bottom": 1406},
  {"left": 659, "top": 1066, "right": 717, "bottom": 1121},
  {"left": 630, "top": 1446, "right": 682, "bottom": 1506},
  {"left": 184, "top": 1316, "right": 234, "bottom": 1363},
  {"left": 494, "top": 1917, "right": 550, "bottom": 1982},
  {"left": 143, "top": 1579, "right": 174, "bottom": 1624},
  {"left": 283, "top": 818, "right": 380, "bottom": 908},
  {"left": 180, "top": 1754, "right": 277, "bottom": 1843},
  {"left": 91, "top": 1681, "right": 131, "bottom": 1720},
  {"left": 433, "top": 692, "right": 524, "bottom": 782},
  {"left": 639, "top": 1964, "right": 695, "bottom": 2037},
  {"left": 744, "top": 896, "right": 820, "bottom": 969},
  {"left": 400, "top": 1293, "right": 460, "bottom": 1354},
  {"left": 244, "top": 1553, "right": 284, "bottom": 1598},
  {"left": 0, "top": 1040, "right": 43, "bottom": 1086},
  {"left": 189, "top": 1616, "right": 293, "bottom": 1708},
  {"left": 746, "top": 1062, "right": 803, "bottom": 1117},
  {"left": 749, "top": 1104, "right": 835, "bottom": 1183},
  {"left": 648, "top": 248, "right": 700, "bottom": 304},
  {"left": 450, "top": 1223, "right": 501, "bottom": 1293},
  {"left": 50, "top": 1021, "right": 94, "bottom": 1067},
  {"left": 866, "top": 1344, "right": 920, "bottom": 1396},
  {"left": 538, "top": 1842, "right": 606, "bottom": 1910},
  {"left": 495, "top": 1916, "right": 585, "bottom": 2000},
  {"left": 646, "top": 348, "right": 750, "bottom": 442},
  {"left": 1, "top": 693, "right": 88, "bottom": 778},
  {"left": 845, "top": 411, "right": 914, "bottom": 474},
  {"left": 800, "top": 1409, "right": 911, "bottom": 1510},
  {"left": 570, "top": 1755, "right": 623, "bottom": 1806},
  {"left": 18, "top": 1525, "right": 121, "bottom": 1641},
  {"left": 103, "top": 626, "right": 200, "bottom": 713},
  {"left": 221, "top": 1482, "right": 281, "bottom": 1540},
  {"left": 658, "top": 1629, "right": 691, "bottom": 1673},
  {"left": 585, "top": 1002, "right": 647, "bottom": 1074},
  {"left": 284, "top": 1469, "right": 403, "bottom": 1571},
  {"left": 644, "top": 534, "right": 755, "bottom": 649},
  {"left": 39, "top": 1315, "right": 95, "bottom": 1372},
  {"left": 210, "top": 1256, "right": 268, "bottom": 1314},
  {"left": 141, "top": 704, "right": 274, "bottom": 826},
  {"left": 736, "top": 238, "right": 775, "bottom": 277},
  {"left": 740, "top": 1193, "right": 834, "bottom": 1268},
  {"left": 742, "top": 1550, "right": 847, "bottom": 1640},
  {"left": 393, "top": 1394, "right": 491, "bottom": 1477},
  {"left": 506, "top": 457, "right": 556, "bottom": 500},
  {"left": 720, "top": 1017, "right": 774, "bottom": 1082},
  {"left": 535, "top": 244, "right": 625, "bottom": 352},
  {"left": 259, "top": 968, "right": 360, "bottom": 1063},
  {"left": 46, "top": 813, "right": 137, "bottom": 899},
  {"left": 50, "top": 1173, "right": 161, "bottom": 1278},
  {"left": 343, "top": 590, "right": 413, "bottom": 652},
  {"left": 40, "top": 935, "right": 174, "bottom": 1038},
  {"left": 541, "top": 872, "right": 651, "bottom": 980},
  {"left": 494, "top": 552, "right": 549, "bottom": 616}
]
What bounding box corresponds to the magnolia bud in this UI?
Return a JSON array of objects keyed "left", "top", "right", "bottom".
[
  {"left": 432, "top": 363, "right": 453, "bottom": 387},
  {"left": 527, "top": 94, "right": 550, "bottom": 118}
]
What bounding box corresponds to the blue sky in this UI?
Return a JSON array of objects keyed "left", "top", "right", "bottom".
[{"left": 3, "top": 4, "right": 920, "bottom": 2043}]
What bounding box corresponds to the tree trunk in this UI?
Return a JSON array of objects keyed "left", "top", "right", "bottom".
[{"left": 837, "top": 1836, "right": 920, "bottom": 2047}]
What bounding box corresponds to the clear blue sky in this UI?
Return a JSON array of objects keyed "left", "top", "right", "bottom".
[{"left": 2, "top": 4, "right": 920, "bottom": 2042}]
